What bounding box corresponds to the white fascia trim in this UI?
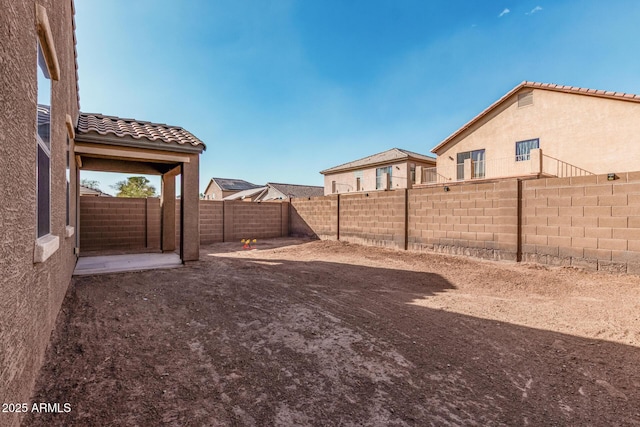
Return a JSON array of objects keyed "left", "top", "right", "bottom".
[{"left": 34, "top": 234, "right": 60, "bottom": 263}]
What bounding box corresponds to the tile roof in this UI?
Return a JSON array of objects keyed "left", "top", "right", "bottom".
[
  {"left": 77, "top": 113, "right": 205, "bottom": 148},
  {"left": 209, "top": 178, "right": 261, "bottom": 192},
  {"left": 431, "top": 81, "right": 640, "bottom": 153},
  {"left": 320, "top": 148, "right": 436, "bottom": 174},
  {"left": 222, "top": 186, "right": 268, "bottom": 201},
  {"left": 266, "top": 183, "right": 324, "bottom": 199}
]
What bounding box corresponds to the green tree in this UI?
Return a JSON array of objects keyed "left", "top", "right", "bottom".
[
  {"left": 111, "top": 176, "right": 157, "bottom": 198},
  {"left": 80, "top": 178, "right": 101, "bottom": 191}
]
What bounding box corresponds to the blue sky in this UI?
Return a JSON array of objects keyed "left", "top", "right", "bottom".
[{"left": 75, "top": 1, "right": 640, "bottom": 195}]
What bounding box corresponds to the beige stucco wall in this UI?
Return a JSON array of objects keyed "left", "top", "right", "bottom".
[
  {"left": 435, "top": 88, "right": 640, "bottom": 181},
  {"left": 323, "top": 160, "right": 435, "bottom": 195},
  {"left": 0, "top": 1, "right": 79, "bottom": 426}
]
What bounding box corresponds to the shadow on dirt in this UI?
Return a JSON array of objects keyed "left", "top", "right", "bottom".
[{"left": 24, "top": 249, "right": 640, "bottom": 427}]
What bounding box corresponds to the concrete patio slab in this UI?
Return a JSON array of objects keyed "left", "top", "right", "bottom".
[{"left": 73, "top": 253, "right": 182, "bottom": 276}]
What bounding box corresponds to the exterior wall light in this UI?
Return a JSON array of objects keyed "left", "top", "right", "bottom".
[
  {"left": 444, "top": 186, "right": 450, "bottom": 192},
  {"left": 607, "top": 173, "right": 617, "bottom": 181}
]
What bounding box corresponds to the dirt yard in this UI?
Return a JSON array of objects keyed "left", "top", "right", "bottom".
[{"left": 25, "top": 238, "right": 640, "bottom": 426}]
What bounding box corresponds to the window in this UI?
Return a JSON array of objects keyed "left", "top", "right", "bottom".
[
  {"left": 456, "top": 149, "right": 485, "bottom": 180},
  {"left": 515, "top": 138, "right": 539, "bottom": 161},
  {"left": 331, "top": 181, "right": 337, "bottom": 194},
  {"left": 410, "top": 164, "right": 416, "bottom": 184},
  {"left": 37, "top": 42, "right": 51, "bottom": 238},
  {"left": 376, "top": 166, "right": 392, "bottom": 190},
  {"left": 356, "top": 177, "right": 361, "bottom": 192}
]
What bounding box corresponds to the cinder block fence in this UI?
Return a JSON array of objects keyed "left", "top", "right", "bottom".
[
  {"left": 175, "top": 200, "right": 289, "bottom": 247},
  {"left": 80, "top": 198, "right": 289, "bottom": 253},
  {"left": 79, "top": 197, "right": 161, "bottom": 252},
  {"left": 290, "top": 172, "right": 640, "bottom": 274},
  {"left": 80, "top": 171, "right": 639, "bottom": 273}
]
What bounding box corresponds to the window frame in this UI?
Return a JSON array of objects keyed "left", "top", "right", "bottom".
[
  {"left": 515, "top": 138, "right": 539, "bottom": 162},
  {"left": 34, "top": 4, "right": 61, "bottom": 263},
  {"left": 375, "top": 166, "right": 392, "bottom": 190},
  {"left": 36, "top": 41, "right": 52, "bottom": 239},
  {"left": 456, "top": 149, "right": 485, "bottom": 180},
  {"left": 64, "top": 114, "right": 76, "bottom": 238}
]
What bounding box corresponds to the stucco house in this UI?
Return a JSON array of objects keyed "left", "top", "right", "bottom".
[
  {"left": 203, "top": 177, "right": 261, "bottom": 200},
  {"left": 0, "top": 2, "right": 204, "bottom": 425},
  {"left": 320, "top": 148, "right": 436, "bottom": 195},
  {"left": 222, "top": 185, "right": 268, "bottom": 201},
  {"left": 424, "top": 81, "right": 640, "bottom": 184},
  {"left": 262, "top": 182, "right": 324, "bottom": 200},
  {"left": 223, "top": 182, "right": 324, "bottom": 201}
]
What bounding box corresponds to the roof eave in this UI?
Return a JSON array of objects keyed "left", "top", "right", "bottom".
[
  {"left": 431, "top": 81, "right": 528, "bottom": 154},
  {"left": 75, "top": 131, "right": 205, "bottom": 154}
]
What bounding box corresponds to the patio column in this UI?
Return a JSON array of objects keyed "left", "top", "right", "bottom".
[
  {"left": 161, "top": 172, "right": 176, "bottom": 253},
  {"left": 181, "top": 153, "right": 200, "bottom": 262}
]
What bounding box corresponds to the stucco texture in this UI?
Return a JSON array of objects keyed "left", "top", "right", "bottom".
[{"left": 0, "top": 1, "right": 79, "bottom": 426}]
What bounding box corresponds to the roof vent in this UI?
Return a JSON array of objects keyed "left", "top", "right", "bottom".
[{"left": 518, "top": 92, "right": 533, "bottom": 107}]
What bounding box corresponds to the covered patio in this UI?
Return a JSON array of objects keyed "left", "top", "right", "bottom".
[{"left": 73, "top": 113, "right": 206, "bottom": 266}]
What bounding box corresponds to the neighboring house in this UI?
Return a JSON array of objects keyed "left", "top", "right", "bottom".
[
  {"left": 223, "top": 186, "right": 268, "bottom": 201},
  {"left": 80, "top": 185, "right": 112, "bottom": 197},
  {"left": 262, "top": 182, "right": 324, "bottom": 200},
  {"left": 0, "top": 3, "right": 204, "bottom": 425},
  {"left": 427, "top": 81, "right": 640, "bottom": 184},
  {"left": 223, "top": 182, "right": 324, "bottom": 202},
  {"left": 203, "top": 177, "right": 261, "bottom": 200},
  {"left": 320, "top": 148, "right": 436, "bottom": 195}
]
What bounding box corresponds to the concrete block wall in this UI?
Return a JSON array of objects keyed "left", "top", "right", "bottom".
[
  {"left": 146, "top": 198, "right": 161, "bottom": 249},
  {"left": 200, "top": 201, "right": 224, "bottom": 244},
  {"left": 223, "top": 201, "right": 287, "bottom": 242},
  {"left": 408, "top": 180, "right": 519, "bottom": 261},
  {"left": 521, "top": 172, "right": 640, "bottom": 273},
  {"left": 339, "top": 191, "right": 406, "bottom": 249},
  {"left": 80, "top": 197, "right": 159, "bottom": 252},
  {"left": 290, "top": 173, "right": 638, "bottom": 273},
  {"left": 176, "top": 200, "right": 288, "bottom": 248},
  {"left": 290, "top": 195, "right": 339, "bottom": 239},
  {"left": 79, "top": 176, "right": 639, "bottom": 273}
]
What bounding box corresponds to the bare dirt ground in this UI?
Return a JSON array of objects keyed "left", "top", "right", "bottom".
[{"left": 25, "top": 238, "right": 640, "bottom": 426}]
